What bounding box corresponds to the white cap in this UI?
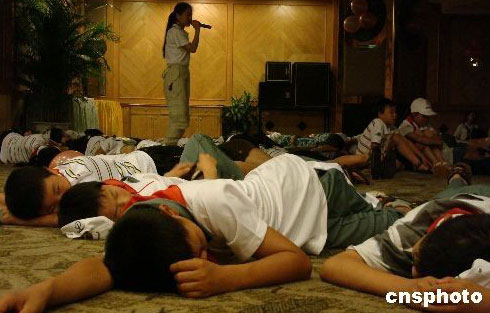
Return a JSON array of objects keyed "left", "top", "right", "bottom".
[{"left": 410, "top": 98, "right": 437, "bottom": 116}]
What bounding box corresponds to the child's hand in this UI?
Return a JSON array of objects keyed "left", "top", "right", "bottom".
[
  {"left": 0, "top": 281, "right": 52, "bottom": 313},
  {"left": 0, "top": 206, "right": 20, "bottom": 225},
  {"left": 413, "top": 277, "right": 490, "bottom": 313},
  {"left": 170, "top": 258, "right": 228, "bottom": 298},
  {"left": 164, "top": 162, "right": 195, "bottom": 178}
]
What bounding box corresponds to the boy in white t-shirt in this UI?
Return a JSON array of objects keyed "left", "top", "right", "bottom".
[
  {"left": 320, "top": 166, "right": 490, "bottom": 312},
  {"left": 399, "top": 98, "right": 448, "bottom": 174},
  {"left": 2, "top": 153, "right": 410, "bottom": 311}
]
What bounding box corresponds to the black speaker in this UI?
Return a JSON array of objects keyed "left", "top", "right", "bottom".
[
  {"left": 259, "top": 81, "right": 294, "bottom": 108},
  {"left": 266, "top": 62, "right": 291, "bottom": 82},
  {"left": 293, "top": 62, "right": 330, "bottom": 107}
]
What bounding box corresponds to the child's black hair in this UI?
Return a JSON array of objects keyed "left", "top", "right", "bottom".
[
  {"left": 29, "top": 146, "right": 61, "bottom": 167},
  {"left": 49, "top": 127, "right": 63, "bottom": 144},
  {"left": 4, "top": 166, "right": 54, "bottom": 219},
  {"left": 163, "top": 2, "right": 192, "bottom": 58},
  {"left": 376, "top": 98, "right": 396, "bottom": 115},
  {"left": 66, "top": 136, "right": 90, "bottom": 154},
  {"left": 58, "top": 182, "right": 103, "bottom": 227},
  {"left": 417, "top": 214, "right": 490, "bottom": 278},
  {"left": 104, "top": 206, "right": 194, "bottom": 292},
  {"left": 84, "top": 129, "right": 104, "bottom": 137}
]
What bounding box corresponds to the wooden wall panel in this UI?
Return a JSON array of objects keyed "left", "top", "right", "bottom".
[
  {"left": 119, "top": 2, "right": 170, "bottom": 99},
  {"left": 445, "top": 17, "right": 490, "bottom": 107},
  {"left": 106, "top": 1, "right": 338, "bottom": 109},
  {"left": 233, "top": 4, "right": 328, "bottom": 96},
  {"left": 187, "top": 3, "right": 228, "bottom": 100}
]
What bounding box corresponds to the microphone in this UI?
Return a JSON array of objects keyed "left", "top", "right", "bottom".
[{"left": 199, "top": 22, "right": 212, "bottom": 29}]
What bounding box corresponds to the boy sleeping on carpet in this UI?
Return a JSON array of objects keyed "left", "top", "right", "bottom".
[
  {"left": 0, "top": 134, "right": 270, "bottom": 227},
  {"left": 0, "top": 153, "right": 408, "bottom": 311},
  {"left": 320, "top": 164, "right": 490, "bottom": 312}
]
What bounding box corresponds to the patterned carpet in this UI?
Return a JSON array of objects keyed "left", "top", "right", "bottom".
[{"left": 1, "top": 163, "right": 489, "bottom": 313}]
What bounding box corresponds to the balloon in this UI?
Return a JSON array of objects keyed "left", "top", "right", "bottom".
[
  {"left": 359, "top": 12, "right": 378, "bottom": 29},
  {"left": 49, "top": 150, "right": 83, "bottom": 168},
  {"left": 343, "top": 15, "right": 361, "bottom": 34},
  {"left": 351, "top": 0, "right": 368, "bottom": 15}
]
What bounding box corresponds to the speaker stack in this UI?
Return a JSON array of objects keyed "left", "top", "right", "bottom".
[{"left": 259, "top": 61, "right": 330, "bottom": 108}]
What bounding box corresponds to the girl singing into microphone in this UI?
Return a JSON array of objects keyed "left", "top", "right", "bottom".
[{"left": 161, "top": 2, "right": 203, "bottom": 145}]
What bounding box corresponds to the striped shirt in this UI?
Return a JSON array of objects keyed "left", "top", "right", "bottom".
[
  {"left": 85, "top": 136, "right": 136, "bottom": 156},
  {"left": 56, "top": 151, "right": 157, "bottom": 186},
  {"left": 0, "top": 133, "right": 48, "bottom": 164},
  {"left": 356, "top": 118, "right": 394, "bottom": 155}
]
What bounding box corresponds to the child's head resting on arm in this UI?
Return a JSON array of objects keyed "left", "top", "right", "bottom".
[
  {"left": 58, "top": 181, "right": 132, "bottom": 226},
  {"left": 5, "top": 166, "right": 70, "bottom": 219},
  {"left": 103, "top": 206, "right": 203, "bottom": 292},
  {"left": 412, "top": 214, "right": 490, "bottom": 278}
]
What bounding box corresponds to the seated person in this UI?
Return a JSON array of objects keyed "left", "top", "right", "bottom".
[
  {"left": 399, "top": 98, "right": 448, "bottom": 175},
  {"left": 0, "top": 153, "right": 409, "bottom": 311},
  {"left": 320, "top": 164, "right": 490, "bottom": 312},
  {"left": 454, "top": 111, "right": 490, "bottom": 157},
  {"left": 454, "top": 111, "right": 480, "bottom": 142},
  {"left": 0, "top": 134, "right": 270, "bottom": 227},
  {"left": 333, "top": 98, "right": 431, "bottom": 178},
  {"left": 441, "top": 112, "right": 490, "bottom": 175}
]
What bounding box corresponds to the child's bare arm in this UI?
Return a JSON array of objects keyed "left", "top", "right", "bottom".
[
  {"left": 0, "top": 256, "right": 112, "bottom": 313},
  {"left": 406, "top": 132, "right": 442, "bottom": 146},
  {"left": 170, "top": 227, "right": 311, "bottom": 298},
  {"left": 320, "top": 250, "right": 435, "bottom": 296},
  {"left": 0, "top": 208, "right": 59, "bottom": 227},
  {"left": 164, "top": 162, "right": 194, "bottom": 178}
]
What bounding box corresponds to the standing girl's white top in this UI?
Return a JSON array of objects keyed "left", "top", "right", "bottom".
[
  {"left": 178, "top": 154, "right": 329, "bottom": 261},
  {"left": 164, "top": 24, "right": 190, "bottom": 65}
]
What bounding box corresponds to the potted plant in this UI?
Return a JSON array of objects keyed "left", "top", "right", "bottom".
[
  {"left": 15, "top": 0, "right": 118, "bottom": 127},
  {"left": 222, "top": 91, "right": 259, "bottom": 136}
]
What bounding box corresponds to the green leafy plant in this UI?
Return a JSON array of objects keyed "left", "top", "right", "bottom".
[
  {"left": 15, "top": 0, "right": 118, "bottom": 123},
  {"left": 223, "top": 91, "right": 258, "bottom": 135}
]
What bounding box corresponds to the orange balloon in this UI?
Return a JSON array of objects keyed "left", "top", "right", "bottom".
[
  {"left": 343, "top": 15, "right": 361, "bottom": 34},
  {"left": 351, "top": 0, "right": 368, "bottom": 15},
  {"left": 359, "top": 12, "right": 378, "bottom": 29},
  {"left": 49, "top": 150, "right": 83, "bottom": 168}
]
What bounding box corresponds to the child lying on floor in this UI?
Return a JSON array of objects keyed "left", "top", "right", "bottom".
[
  {"left": 0, "top": 134, "right": 270, "bottom": 227},
  {"left": 0, "top": 129, "right": 51, "bottom": 165},
  {"left": 320, "top": 164, "right": 490, "bottom": 312},
  {"left": 0, "top": 153, "right": 408, "bottom": 311}
]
